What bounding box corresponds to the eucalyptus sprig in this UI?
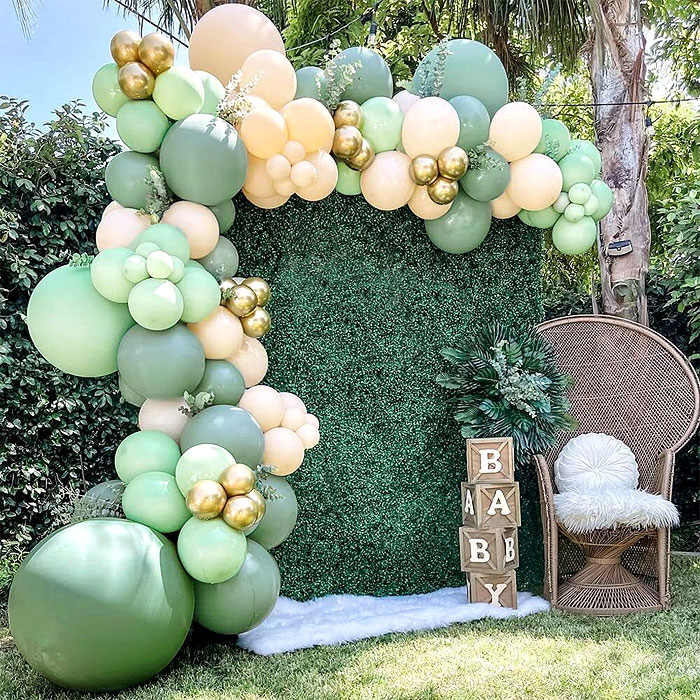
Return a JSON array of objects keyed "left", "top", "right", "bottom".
[
  {"left": 254, "top": 465, "right": 282, "bottom": 500},
  {"left": 217, "top": 69, "right": 263, "bottom": 126},
  {"left": 179, "top": 391, "right": 215, "bottom": 417},
  {"left": 416, "top": 36, "right": 452, "bottom": 97},
  {"left": 316, "top": 38, "right": 361, "bottom": 112},
  {"left": 143, "top": 165, "right": 172, "bottom": 219},
  {"left": 68, "top": 252, "right": 93, "bottom": 267}
]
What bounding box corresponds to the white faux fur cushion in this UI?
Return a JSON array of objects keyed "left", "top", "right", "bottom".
[
  {"left": 554, "top": 488, "right": 679, "bottom": 533},
  {"left": 555, "top": 433, "right": 639, "bottom": 492}
]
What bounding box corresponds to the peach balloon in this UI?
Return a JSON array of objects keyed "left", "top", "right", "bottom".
[
  {"left": 290, "top": 160, "right": 317, "bottom": 188},
  {"left": 279, "top": 391, "right": 306, "bottom": 414},
  {"left": 96, "top": 208, "right": 152, "bottom": 251},
  {"left": 305, "top": 413, "right": 320, "bottom": 429},
  {"left": 240, "top": 107, "right": 288, "bottom": 159},
  {"left": 161, "top": 201, "right": 219, "bottom": 258},
  {"left": 282, "top": 140, "right": 306, "bottom": 164},
  {"left": 102, "top": 200, "right": 123, "bottom": 219},
  {"left": 263, "top": 427, "right": 305, "bottom": 476},
  {"left": 228, "top": 336, "right": 268, "bottom": 387},
  {"left": 506, "top": 153, "right": 563, "bottom": 210},
  {"left": 297, "top": 150, "right": 338, "bottom": 202},
  {"left": 296, "top": 423, "right": 320, "bottom": 449},
  {"left": 408, "top": 185, "right": 453, "bottom": 220},
  {"left": 188, "top": 4, "right": 285, "bottom": 85},
  {"left": 281, "top": 407, "right": 305, "bottom": 431},
  {"left": 240, "top": 49, "right": 297, "bottom": 111},
  {"left": 244, "top": 155, "right": 277, "bottom": 199},
  {"left": 489, "top": 101, "right": 542, "bottom": 163},
  {"left": 491, "top": 190, "right": 521, "bottom": 219},
  {"left": 243, "top": 190, "right": 290, "bottom": 209},
  {"left": 266, "top": 154, "right": 292, "bottom": 181},
  {"left": 273, "top": 178, "right": 296, "bottom": 197},
  {"left": 282, "top": 98, "right": 335, "bottom": 153},
  {"left": 393, "top": 90, "right": 420, "bottom": 114},
  {"left": 238, "top": 385, "right": 285, "bottom": 432},
  {"left": 360, "top": 151, "right": 415, "bottom": 211},
  {"left": 188, "top": 306, "right": 243, "bottom": 359},
  {"left": 401, "top": 97, "right": 460, "bottom": 158},
  {"left": 138, "top": 398, "right": 189, "bottom": 443}
]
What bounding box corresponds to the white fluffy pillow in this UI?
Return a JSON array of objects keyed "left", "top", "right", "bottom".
[{"left": 555, "top": 433, "right": 638, "bottom": 493}]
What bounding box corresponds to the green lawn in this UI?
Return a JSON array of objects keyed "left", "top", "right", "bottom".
[{"left": 1, "top": 557, "right": 698, "bottom": 700}]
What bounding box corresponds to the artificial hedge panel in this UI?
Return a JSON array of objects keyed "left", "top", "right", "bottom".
[{"left": 232, "top": 193, "right": 545, "bottom": 598}]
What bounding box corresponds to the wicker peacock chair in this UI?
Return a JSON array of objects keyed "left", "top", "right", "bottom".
[{"left": 534, "top": 315, "right": 700, "bottom": 615}]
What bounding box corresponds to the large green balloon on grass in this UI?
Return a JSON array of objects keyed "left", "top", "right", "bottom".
[
  {"left": 105, "top": 151, "right": 159, "bottom": 209},
  {"left": 9, "top": 519, "right": 193, "bottom": 692},
  {"left": 122, "top": 471, "right": 190, "bottom": 533},
  {"left": 534, "top": 118, "right": 571, "bottom": 162},
  {"left": 425, "top": 190, "right": 492, "bottom": 254},
  {"left": 569, "top": 138, "right": 602, "bottom": 174},
  {"left": 27, "top": 265, "right": 134, "bottom": 377},
  {"left": 552, "top": 215, "right": 597, "bottom": 255},
  {"left": 92, "top": 63, "right": 129, "bottom": 117},
  {"left": 153, "top": 66, "right": 205, "bottom": 120},
  {"left": 195, "top": 360, "right": 245, "bottom": 406},
  {"left": 159, "top": 114, "right": 248, "bottom": 205},
  {"left": 117, "top": 323, "right": 205, "bottom": 399},
  {"left": 460, "top": 148, "right": 509, "bottom": 201},
  {"left": 449, "top": 95, "right": 490, "bottom": 151},
  {"left": 336, "top": 161, "right": 361, "bottom": 195},
  {"left": 116, "top": 100, "right": 170, "bottom": 153},
  {"left": 197, "top": 236, "right": 239, "bottom": 280},
  {"left": 295, "top": 66, "right": 326, "bottom": 100},
  {"left": 195, "top": 70, "right": 225, "bottom": 115},
  {"left": 334, "top": 47, "right": 393, "bottom": 104},
  {"left": 128, "top": 278, "right": 184, "bottom": 331},
  {"left": 194, "top": 540, "right": 280, "bottom": 634},
  {"left": 176, "top": 267, "right": 221, "bottom": 322},
  {"left": 249, "top": 475, "right": 298, "bottom": 549},
  {"left": 558, "top": 152, "right": 597, "bottom": 191},
  {"left": 115, "top": 430, "right": 181, "bottom": 482},
  {"left": 360, "top": 96, "right": 404, "bottom": 152},
  {"left": 207, "top": 200, "right": 236, "bottom": 234},
  {"left": 590, "top": 179, "right": 614, "bottom": 221},
  {"left": 91, "top": 247, "right": 135, "bottom": 302}
]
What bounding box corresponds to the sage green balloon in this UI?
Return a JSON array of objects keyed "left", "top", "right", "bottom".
[
  {"left": 249, "top": 475, "right": 298, "bottom": 549},
  {"left": 105, "top": 151, "right": 159, "bottom": 209},
  {"left": 9, "top": 520, "right": 193, "bottom": 692},
  {"left": 117, "top": 324, "right": 205, "bottom": 399},
  {"left": 460, "top": 148, "right": 509, "bottom": 202},
  {"left": 92, "top": 63, "right": 129, "bottom": 117},
  {"left": 336, "top": 161, "right": 361, "bottom": 195},
  {"left": 91, "top": 247, "right": 135, "bottom": 303},
  {"left": 568, "top": 182, "right": 592, "bottom": 205},
  {"left": 176, "top": 267, "right": 221, "bottom": 322},
  {"left": 27, "top": 265, "right": 134, "bottom": 377},
  {"left": 295, "top": 66, "right": 326, "bottom": 100},
  {"left": 177, "top": 516, "right": 247, "bottom": 584},
  {"left": 425, "top": 190, "right": 492, "bottom": 254},
  {"left": 135, "top": 223, "right": 190, "bottom": 262},
  {"left": 552, "top": 215, "right": 597, "bottom": 255},
  {"left": 335, "top": 47, "right": 393, "bottom": 103},
  {"left": 119, "top": 374, "right": 145, "bottom": 407},
  {"left": 195, "top": 70, "right": 225, "bottom": 115},
  {"left": 569, "top": 138, "right": 602, "bottom": 174},
  {"left": 534, "top": 118, "right": 571, "bottom": 162},
  {"left": 583, "top": 194, "right": 599, "bottom": 216},
  {"left": 558, "top": 152, "right": 596, "bottom": 191},
  {"left": 194, "top": 540, "right": 280, "bottom": 634},
  {"left": 195, "top": 360, "right": 245, "bottom": 406},
  {"left": 360, "top": 96, "right": 404, "bottom": 152},
  {"left": 122, "top": 471, "right": 190, "bottom": 533},
  {"left": 197, "top": 237, "right": 239, "bottom": 281},
  {"left": 449, "top": 95, "right": 490, "bottom": 151},
  {"left": 590, "top": 179, "right": 614, "bottom": 221},
  {"left": 518, "top": 206, "right": 560, "bottom": 229},
  {"left": 153, "top": 66, "right": 205, "bottom": 120},
  {"left": 116, "top": 100, "right": 170, "bottom": 154},
  {"left": 207, "top": 199, "right": 236, "bottom": 234},
  {"left": 115, "top": 430, "right": 181, "bottom": 482},
  {"left": 175, "top": 443, "right": 235, "bottom": 496},
  {"left": 564, "top": 203, "right": 585, "bottom": 223},
  {"left": 128, "top": 278, "right": 184, "bottom": 331}
]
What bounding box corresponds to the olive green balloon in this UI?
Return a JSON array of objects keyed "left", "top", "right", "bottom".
[
  {"left": 176, "top": 267, "right": 221, "bottom": 322},
  {"left": 336, "top": 161, "right": 362, "bottom": 196},
  {"left": 449, "top": 95, "right": 490, "bottom": 151},
  {"left": 115, "top": 430, "right": 181, "bottom": 482},
  {"left": 91, "top": 247, "right": 135, "bottom": 303},
  {"left": 207, "top": 199, "right": 236, "bottom": 233},
  {"left": 518, "top": 206, "right": 560, "bottom": 229},
  {"left": 552, "top": 215, "right": 597, "bottom": 255},
  {"left": 569, "top": 138, "right": 602, "bottom": 174},
  {"left": 460, "top": 148, "right": 510, "bottom": 202},
  {"left": 590, "top": 179, "right": 614, "bottom": 221},
  {"left": 534, "top": 118, "right": 571, "bottom": 162},
  {"left": 194, "top": 540, "right": 280, "bottom": 634},
  {"left": 105, "top": 151, "right": 159, "bottom": 209},
  {"left": 334, "top": 47, "right": 393, "bottom": 103},
  {"left": 135, "top": 223, "right": 191, "bottom": 262},
  {"left": 360, "top": 96, "right": 404, "bottom": 153},
  {"left": 249, "top": 475, "right": 298, "bottom": 550},
  {"left": 295, "top": 66, "right": 326, "bottom": 100},
  {"left": 177, "top": 516, "right": 247, "bottom": 584},
  {"left": 92, "top": 63, "right": 129, "bottom": 117},
  {"left": 425, "top": 190, "right": 492, "bottom": 254},
  {"left": 116, "top": 100, "right": 170, "bottom": 154},
  {"left": 119, "top": 374, "right": 145, "bottom": 407},
  {"left": 122, "top": 471, "right": 190, "bottom": 533},
  {"left": 9, "top": 519, "right": 193, "bottom": 692},
  {"left": 195, "top": 360, "right": 245, "bottom": 405},
  {"left": 558, "top": 152, "right": 596, "bottom": 191},
  {"left": 117, "top": 323, "right": 205, "bottom": 399},
  {"left": 128, "top": 278, "right": 184, "bottom": 331},
  {"left": 195, "top": 70, "right": 225, "bottom": 115},
  {"left": 27, "top": 265, "right": 134, "bottom": 377},
  {"left": 197, "top": 237, "right": 239, "bottom": 281},
  {"left": 153, "top": 66, "right": 205, "bottom": 120},
  {"left": 175, "top": 443, "right": 235, "bottom": 496}
]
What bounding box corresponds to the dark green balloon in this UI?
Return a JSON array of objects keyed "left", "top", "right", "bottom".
[
  {"left": 196, "top": 236, "right": 239, "bottom": 280},
  {"left": 194, "top": 540, "right": 280, "bottom": 635},
  {"left": 460, "top": 148, "right": 510, "bottom": 202},
  {"left": 119, "top": 374, "right": 145, "bottom": 407},
  {"left": 105, "top": 151, "right": 159, "bottom": 209},
  {"left": 180, "top": 404, "right": 264, "bottom": 467},
  {"left": 534, "top": 118, "right": 571, "bottom": 162},
  {"left": 117, "top": 323, "right": 205, "bottom": 399},
  {"left": 248, "top": 475, "right": 298, "bottom": 550},
  {"left": 295, "top": 66, "right": 326, "bottom": 100},
  {"left": 449, "top": 95, "right": 490, "bottom": 151},
  {"left": 9, "top": 520, "right": 193, "bottom": 692},
  {"left": 195, "top": 360, "right": 245, "bottom": 405},
  {"left": 425, "top": 190, "right": 492, "bottom": 254},
  {"left": 334, "top": 47, "right": 393, "bottom": 104},
  {"left": 207, "top": 199, "right": 236, "bottom": 233}
]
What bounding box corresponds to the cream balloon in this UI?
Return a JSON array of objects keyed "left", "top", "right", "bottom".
[
  {"left": 238, "top": 385, "right": 285, "bottom": 432},
  {"left": 401, "top": 97, "right": 460, "bottom": 159},
  {"left": 360, "top": 151, "right": 415, "bottom": 211},
  {"left": 188, "top": 4, "right": 285, "bottom": 86},
  {"left": 290, "top": 160, "right": 317, "bottom": 188},
  {"left": 138, "top": 398, "right": 189, "bottom": 443},
  {"left": 102, "top": 200, "right": 123, "bottom": 219},
  {"left": 263, "top": 427, "right": 305, "bottom": 476},
  {"left": 282, "top": 140, "right": 306, "bottom": 165},
  {"left": 240, "top": 49, "right": 297, "bottom": 111},
  {"left": 273, "top": 178, "right": 296, "bottom": 198},
  {"left": 305, "top": 413, "right": 319, "bottom": 429},
  {"left": 489, "top": 101, "right": 543, "bottom": 162},
  {"left": 297, "top": 150, "right": 338, "bottom": 202},
  {"left": 188, "top": 306, "right": 243, "bottom": 359},
  {"left": 393, "top": 90, "right": 420, "bottom": 114},
  {"left": 243, "top": 189, "right": 290, "bottom": 209},
  {"left": 244, "top": 155, "right": 277, "bottom": 199},
  {"left": 240, "top": 107, "right": 288, "bottom": 159},
  {"left": 408, "top": 185, "right": 453, "bottom": 220},
  {"left": 96, "top": 208, "right": 152, "bottom": 251},
  {"left": 266, "top": 154, "right": 292, "bottom": 181},
  {"left": 506, "top": 153, "right": 563, "bottom": 210},
  {"left": 161, "top": 201, "right": 219, "bottom": 258},
  {"left": 281, "top": 407, "right": 305, "bottom": 431},
  {"left": 491, "top": 190, "right": 521, "bottom": 219},
  {"left": 296, "top": 423, "right": 320, "bottom": 449},
  {"left": 227, "top": 335, "right": 268, "bottom": 387},
  {"left": 281, "top": 98, "right": 335, "bottom": 153},
  {"left": 279, "top": 391, "right": 306, "bottom": 414}
]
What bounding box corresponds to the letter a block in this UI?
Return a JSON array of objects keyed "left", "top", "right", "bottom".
[
  {"left": 461, "top": 482, "right": 521, "bottom": 528},
  {"left": 466, "top": 437, "right": 514, "bottom": 483},
  {"left": 459, "top": 526, "right": 519, "bottom": 574},
  {"left": 468, "top": 571, "right": 518, "bottom": 609}
]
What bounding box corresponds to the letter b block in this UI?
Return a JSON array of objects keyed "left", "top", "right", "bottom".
[
  {"left": 459, "top": 526, "right": 519, "bottom": 574},
  {"left": 468, "top": 571, "right": 518, "bottom": 609},
  {"left": 466, "top": 438, "right": 514, "bottom": 483},
  {"left": 461, "top": 482, "right": 521, "bottom": 528}
]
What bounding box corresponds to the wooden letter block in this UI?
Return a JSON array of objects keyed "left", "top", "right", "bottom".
[
  {"left": 468, "top": 571, "right": 518, "bottom": 609},
  {"left": 459, "top": 526, "right": 519, "bottom": 574},
  {"left": 466, "top": 437, "right": 514, "bottom": 483},
  {"left": 461, "top": 482, "right": 521, "bottom": 528}
]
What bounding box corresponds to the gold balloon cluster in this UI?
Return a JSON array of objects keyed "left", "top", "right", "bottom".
[
  {"left": 110, "top": 30, "right": 175, "bottom": 100},
  {"left": 220, "top": 276, "right": 272, "bottom": 339},
  {"left": 331, "top": 100, "right": 375, "bottom": 172},
  {"left": 185, "top": 463, "right": 266, "bottom": 530},
  {"left": 409, "top": 146, "right": 469, "bottom": 205}
]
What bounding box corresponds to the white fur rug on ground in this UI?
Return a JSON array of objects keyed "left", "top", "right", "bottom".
[{"left": 237, "top": 587, "right": 550, "bottom": 655}]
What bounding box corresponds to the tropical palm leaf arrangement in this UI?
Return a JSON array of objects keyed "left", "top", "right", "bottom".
[{"left": 437, "top": 323, "right": 574, "bottom": 467}]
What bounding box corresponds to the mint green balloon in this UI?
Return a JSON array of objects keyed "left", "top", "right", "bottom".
[
  {"left": 135, "top": 223, "right": 190, "bottom": 262},
  {"left": 119, "top": 375, "right": 145, "bottom": 407},
  {"left": 570, "top": 139, "right": 602, "bottom": 174},
  {"left": 176, "top": 267, "right": 221, "bottom": 323},
  {"left": 175, "top": 443, "right": 235, "bottom": 496},
  {"left": 568, "top": 182, "right": 592, "bottom": 205},
  {"left": 295, "top": 66, "right": 326, "bottom": 100},
  {"left": 564, "top": 203, "right": 585, "bottom": 223},
  {"left": 153, "top": 66, "right": 205, "bottom": 120},
  {"left": 128, "top": 278, "right": 184, "bottom": 331},
  {"left": 335, "top": 47, "right": 393, "bottom": 103},
  {"left": 558, "top": 152, "right": 596, "bottom": 191},
  {"left": 590, "top": 179, "right": 614, "bottom": 221},
  {"left": 195, "top": 360, "right": 245, "bottom": 406},
  {"left": 92, "top": 63, "right": 129, "bottom": 117},
  {"left": 518, "top": 206, "right": 559, "bottom": 229},
  {"left": 195, "top": 70, "right": 225, "bottom": 115},
  {"left": 425, "top": 190, "right": 492, "bottom": 254},
  {"left": 177, "top": 516, "right": 247, "bottom": 584},
  {"left": 91, "top": 247, "right": 134, "bottom": 302},
  {"left": 146, "top": 251, "right": 175, "bottom": 278},
  {"left": 248, "top": 475, "right": 298, "bottom": 550},
  {"left": 115, "top": 430, "right": 181, "bottom": 482},
  {"left": 552, "top": 192, "right": 570, "bottom": 214},
  {"left": 460, "top": 148, "right": 509, "bottom": 201},
  {"left": 135, "top": 241, "right": 161, "bottom": 258},
  {"left": 583, "top": 194, "right": 599, "bottom": 216},
  {"left": 122, "top": 471, "right": 190, "bottom": 533},
  {"left": 27, "top": 265, "right": 134, "bottom": 377},
  {"left": 169, "top": 256, "right": 186, "bottom": 283},
  {"left": 534, "top": 118, "right": 571, "bottom": 162},
  {"left": 449, "top": 95, "right": 490, "bottom": 151},
  {"left": 116, "top": 100, "right": 170, "bottom": 154},
  {"left": 123, "top": 254, "right": 149, "bottom": 283},
  {"left": 197, "top": 237, "right": 239, "bottom": 281},
  {"left": 336, "top": 161, "right": 361, "bottom": 195},
  {"left": 105, "top": 151, "right": 159, "bottom": 209},
  {"left": 553, "top": 215, "right": 597, "bottom": 255},
  {"left": 207, "top": 200, "right": 236, "bottom": 234},
  {"left": 360, "top": 96, "right": 403, "bottom": 153}
]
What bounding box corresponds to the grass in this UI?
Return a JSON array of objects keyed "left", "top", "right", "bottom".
[{"left": 1, "top": 557, "right": 699, "bottom": 700}]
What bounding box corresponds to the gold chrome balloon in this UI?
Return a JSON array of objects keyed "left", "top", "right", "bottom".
[
  {"left": 437, "top": 146, "right": 469, "bottom": 180},
  {"left": 186, "top": 480, "right": 227, "bottom": 520},
  {"left": 118, "top": 62, "right": 155, "bottom": 100},
  {"left": 241, "top": 307, "right": 271, "bottom": 338},
  {"left": 225, "top": 284, "right": 258, "bottom": 317},
  {"left": 241, "top": 277, "right": 271, "bottom": 307},
  {"left": 427, "top": 176, "right": 459, "bottom": 205},
  {"left": 223, "top": 495, "right": 258, "bottom": 530},
  {"left": 409, "top": 154, "right": 439, "bottom": 185},
  {"left": 110, "top": 30, "right": 141, "bottom": 67},
  {"left": 219, "top": 463, "right": 256, "bottom": 497},
  {"left": 219, "top": 278, "right": 236, "bottom": 303},
  {"left": 332, "top": 126, "right": 363, "bottom": 160},
  {"left": 333, "top": 100, "right": 363, "bottom": 129},
  {"left": 247, "top": 488, "right": 266, "bottom": 522},
  {"left": 138, "top": 33, "right": 175, "bottom": 76},
  {"left": 346, "top": 138, "right": 375, "bottom": 171}
]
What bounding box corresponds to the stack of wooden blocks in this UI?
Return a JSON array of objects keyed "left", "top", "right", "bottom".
[{"left": 459, "top": 437, "right": 521, "bottom": 609}]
